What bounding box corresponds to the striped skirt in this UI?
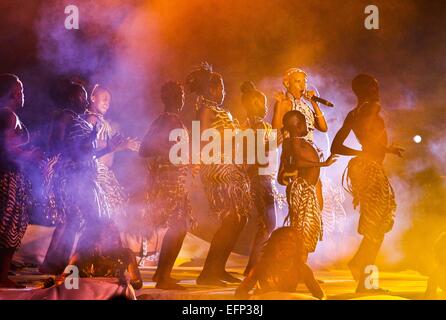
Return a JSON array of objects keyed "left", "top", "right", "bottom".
[
  {"left": 96, "top": 161, "right": 127, "bottom": 220},
  {"left": 343, "top": 156, "right": 396, "bottom": 243},
  {"left": 200, "top": 164, "right": 252, "bottom": 220},
  {"left": 285, "top": 177, "right": 322, "bottom": 253},
  {"left": 145, "top": 163, "right": 193, "bottom": 229},
  {"left": 0, "top": 170, "right": 30, "bottom": 249},
  {"left": 249, "top": 173, "right": 275, "bottom": 235}
]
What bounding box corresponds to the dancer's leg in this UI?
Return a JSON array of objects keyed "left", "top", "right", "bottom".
[
  {"left": 197, "top": 213, "right": 247, "bottom": 286},
  {"left": 154, "top": 220, "right": 187, "bottom": 290}
]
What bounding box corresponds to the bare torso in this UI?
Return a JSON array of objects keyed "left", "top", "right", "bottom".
[
  {"left": 349, "top": 102, "right": 388, "bottom": 163},
  {"left": 282, "top": 138, "right": 321, "bottom": 186},
  {"left": 84, "top": 114, "right": 116, "bottom": 167}
]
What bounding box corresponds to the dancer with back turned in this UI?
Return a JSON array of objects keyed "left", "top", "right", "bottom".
[
  {"left": 140, "top": 81, "right": 193, "bottom": 290},
  {"left": 331, "top": 74, "right": 403, "bottom": 293},
  {"left": 186, "top": 63, "right": 252, "bottom": 286}
]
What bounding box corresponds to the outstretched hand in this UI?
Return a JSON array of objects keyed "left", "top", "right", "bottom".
[
  {"left": 107, "top": 133, "right": 125, "bottom": 152},
  {"left": 388, "top": 143, "right": 405, "bottom": 158},
  {"left": 278, "top": 170, "right": 298, "bottom": 186},
  {"left": 125, "top": 138, "right": 141, "bottom": 152},
  {"left": 324, "top": 154, "right": 339, "bottom": 167}
]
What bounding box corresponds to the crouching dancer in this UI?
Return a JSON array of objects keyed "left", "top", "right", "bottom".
[{"left": 235, "top": 227, "right": 326, "bottom": 299}]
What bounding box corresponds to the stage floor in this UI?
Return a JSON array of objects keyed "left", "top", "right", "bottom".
[
  {"left": 2, "top": 265, "right": 445, "bottom": 300},
  {"left": 4, "top": 225, "right": 445, "bottom": 300},
  {"left": 136, "top": 266, "right": 440, "bottom": 300}
]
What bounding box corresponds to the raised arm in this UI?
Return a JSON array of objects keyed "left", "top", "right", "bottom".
[
  {"left": 311, "top": 100, "right": 328, "bottom": 133},
  {"left": 306, "top": 91, "right": 328, "bottom": 132},
  {"left": 272, "top": 98, "right": 292, "bottom": 131}
]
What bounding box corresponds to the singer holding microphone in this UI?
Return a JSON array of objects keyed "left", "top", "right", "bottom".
[
  {"left": 272, "top": 68, "right": 328, "bottom": 142},
  {"left": 274, "top": 68, "right": 336, "bottom": 266},
  {"left": 274, "top": 68, "right": 330, "bottom": 189}
]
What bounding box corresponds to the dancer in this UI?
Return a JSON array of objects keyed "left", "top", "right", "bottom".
[
  {"left": 239, "top": 81, "right": 277, "bottom": 275},
  {"left": 84, "top": 85, "right": 139, "bottom": 224},
  {"left": 40, "top": 81, "right": 90, "bottom": 274},
  {"left": 57, "top": 92, "right": 136, "bottom": 284},
  {"left": 0, "top": 74, "right": 33, "bottom": 288},
  {"left": 63, "top": 104, "right": 142, "bottom": 287},
  {"left": 331, "top": 74, "right": 403, "bottom": 293},
  {"left": 235, "top": 227, "right": 325, "bottom": 299},
  {"left": 47, "top": 81, "right": 90, "bottom": 157},
  {"left": 66, "top": 219, "right": 142, "bottom": 289},
  {"left": 186, "top": 63, "right": 252, "bottom": 286},
  {"left": 279, "top": 110, "right": 337, "bottom": 256},
  {"left": 139, "top": 81, "right": 193, "bottom": 290},
  {"left": 273, "top": 68, "right": 330, "bottom": 219}
]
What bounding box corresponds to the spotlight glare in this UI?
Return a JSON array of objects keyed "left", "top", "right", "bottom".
[{"left": 413, "top": 135, "right": 422, "bottom": 144}]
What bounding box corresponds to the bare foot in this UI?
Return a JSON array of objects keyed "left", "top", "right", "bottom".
[
  {"left": 152, "top": 274, "right": 179, "bottom": 284},
  {"left": 196, "top": 274, "right": 227, "bottom": 287},
  {"left": 220, "top": 271, "right": 242, "bottom": 284},
  {"left": 156, "top": 278, "right": 186, "bottom": 290}
]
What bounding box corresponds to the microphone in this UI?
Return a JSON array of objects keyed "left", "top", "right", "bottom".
[
  {"left": 310, "top": 95, "right": 334, "bottom": 107},
  {"left": 303, "top": 90, "right": 334, "bottom": 107}
]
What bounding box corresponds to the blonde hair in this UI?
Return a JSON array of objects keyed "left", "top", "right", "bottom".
[{"left": 283, "top": 68, "right": 308, "bottom": 89}]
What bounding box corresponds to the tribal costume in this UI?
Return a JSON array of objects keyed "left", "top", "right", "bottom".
[
  {"left": 0, "top": 109, "right": 31, "bottom": 249},
  {"left": 145, "top": 159, "right": 193, "bottom": 229},
  {"left": 343, "top": 156, "right": 396, "bottom": 243},
  {"left": 286, "top": 92, "right": 316, "bottom": 142},
  {"left": 248, "top": 172, "right": 275, "bottom": 236},
  {"left": 56, "top": 114, "right": 110, "bottom": 223},
  {"left": 143, "top": 112, "right": 193, "bottom": 230},
  {"left": 198, "top": 98, "right": 252, "bottom": 220},
  {"left": 321, "top": 177, "right": 347, "bottom": 235},
  {"left": 83, "top": 111, "right": 127, "bottom": 220},
  {"left": 53, "top": 114, "right": 122, "bottom": 254},
  {"left": 246, "top": 117, "right": 284, "bottom": 234},
  {"left": 0, "top": 171, "right": 30, "bottom": 249},
  {"left": 284, "top": 137, "right": 325, "bottom": 253},
  {"left": 285, "top": 176, "right": 322, "bottom": 253}
]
